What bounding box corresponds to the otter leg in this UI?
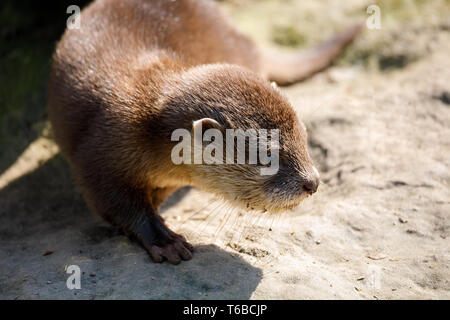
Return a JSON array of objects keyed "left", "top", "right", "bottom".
[
  {"left": 133, "top": 211, "right": 194, "bottom": 264},
  {"left": 149, "top": 187, "right": 178, "bottom": 210},
  {"left": 134, "top": 187, "right": 194, "bottom": 264},
  {"left": 75, "top": 168, "right": 192, "bottom": 264}
]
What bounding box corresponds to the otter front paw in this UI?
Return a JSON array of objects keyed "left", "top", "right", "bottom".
[
  {"left": 134, "top": 214, "right": 194, "bottom": 264},
  {"left": 147, "top": 233, "right": 193, "bottom": 265}
]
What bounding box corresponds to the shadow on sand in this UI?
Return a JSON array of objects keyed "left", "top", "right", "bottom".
[{"left": 0, "top": 155, "right": 262, "bottom": 299}]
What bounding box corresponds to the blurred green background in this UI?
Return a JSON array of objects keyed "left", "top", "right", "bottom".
[{"left": 0, "top": 0, "right": 89, "bottom": 173}]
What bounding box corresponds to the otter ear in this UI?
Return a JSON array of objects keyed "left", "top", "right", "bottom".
[{"left": 192, "top": 118, "right": 222, "bottom": 134}]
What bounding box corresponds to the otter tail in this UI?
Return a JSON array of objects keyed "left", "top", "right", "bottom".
[{"left": 263, "top": 23, "right": 363, "bottom": 85}]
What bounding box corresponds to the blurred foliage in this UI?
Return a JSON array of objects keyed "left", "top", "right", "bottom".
[
  {"left": 222, "top": 0, "right": 450, "bottom": 71},
  {"left": 271, "top": 25, "right": 306, "bottom": 48},
  {"left": 0, "top": 0, "right": 89, "bottom": 171}
]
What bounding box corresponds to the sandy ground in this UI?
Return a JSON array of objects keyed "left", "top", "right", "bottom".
[{"left": 0, "top": 0, "right": 449, "bottom": 299}]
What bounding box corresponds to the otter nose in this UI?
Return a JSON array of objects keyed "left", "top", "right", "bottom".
[{"left": 302, "top": 176, "right": 319, "bottom": 194}]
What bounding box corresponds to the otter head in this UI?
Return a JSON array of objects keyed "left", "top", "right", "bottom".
[{"left": 160, "top": 64, "right": 319, "bottom": 212}]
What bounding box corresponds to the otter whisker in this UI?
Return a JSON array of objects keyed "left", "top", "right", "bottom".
[
  {"left": 227, "top": 208, "right": 250, "bottom": 245},
  {"left": 225, "top": 207, "right": 244, "bottom": 244},
  {"left": 234, "top": 209, "right": 260, "bottom": 244},
  {"left": 213, "top": 204, "right": 236, "bottom": 238},
  {"left": 179, "top": 199, "right": 216, "bottom": 227},
  {"left": 194, "top": 200, "right": 226, "bottom": 238}
]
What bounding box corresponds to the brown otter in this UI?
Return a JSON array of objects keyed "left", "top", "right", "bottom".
[{"left": 48, "top": 0, "right": 361, "bottom": 264}]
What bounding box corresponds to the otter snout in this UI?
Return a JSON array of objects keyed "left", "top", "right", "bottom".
[
  {"left": 302, "top": 167, "right": 320, "bottom": 195},
  {"left": 301, "top": 176, "right": 320, "bottom": 194}
]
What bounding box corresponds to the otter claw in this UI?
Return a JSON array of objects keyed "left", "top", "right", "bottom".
[
  {"left": 135, "top": 215, "right": 193, "bottom": 264},
  {"left": 149, "top": 246, "right": 164, "bottom": 263},
  {"left": 148, "top": 238, "right": 193, "bottom": 264}
]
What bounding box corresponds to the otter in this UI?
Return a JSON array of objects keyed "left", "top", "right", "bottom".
[{"left": 48, "top": 0, "right": 361, "bottom": 264}]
